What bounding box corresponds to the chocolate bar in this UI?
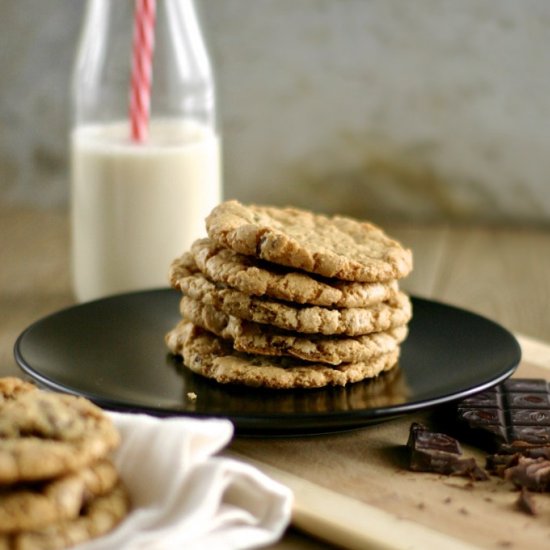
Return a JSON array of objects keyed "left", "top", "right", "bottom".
[
  {"left": 407, "top": 423, "right": 488, "bottom": 480},
  {"left": 456, "top": 379, "right": 550, "bottom": 454}
]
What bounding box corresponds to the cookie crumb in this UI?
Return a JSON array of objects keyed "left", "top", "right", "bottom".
[{"left": 186, "top": 392, "right": 198, "bottom": 401}]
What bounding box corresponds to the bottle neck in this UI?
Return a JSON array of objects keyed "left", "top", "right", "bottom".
[{"left": 72, "top": 0, "right": 216, "bottom": 132}]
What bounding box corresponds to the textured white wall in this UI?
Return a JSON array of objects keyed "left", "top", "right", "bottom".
[{"left": 1, "top": 0, "right": 550, "bottom": 223}]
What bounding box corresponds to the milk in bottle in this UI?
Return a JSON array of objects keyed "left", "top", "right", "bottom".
[
  {"left": 71, "top": 0, "right": 220, "bottom": 302},
  {"left": 71, "top": 120, "right": 220, "bottom": 301}
]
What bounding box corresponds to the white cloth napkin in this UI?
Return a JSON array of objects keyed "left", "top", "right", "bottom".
[{"left": 78, "top": 412, "right": 293, "bottom": 550}]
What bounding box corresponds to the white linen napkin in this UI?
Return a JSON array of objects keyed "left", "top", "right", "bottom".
[{"left": 78, "top": 412, "right": 293, "bottom": 550}]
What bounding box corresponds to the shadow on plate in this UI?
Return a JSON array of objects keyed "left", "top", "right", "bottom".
[{"left": 167, "top": 354, "right": 411, "bottom": 416}]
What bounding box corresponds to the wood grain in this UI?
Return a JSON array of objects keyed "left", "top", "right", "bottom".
[{"left": 386, "top": 223, "right": 550, "bottom": 342}]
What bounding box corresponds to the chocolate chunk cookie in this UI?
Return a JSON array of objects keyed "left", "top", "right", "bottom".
[
  {"left": 0, "top": 460, "right": 119, "bottom": 534},
  {"left": 174, "top": 297, "right": 408, "bottom": 365},
  {"left": 205, "top": 200, "right": 412, "bottom": 282},
  {"left": 173, "top": 238, "right": 399, "bottom": 307},
  {"left": 0, "top": 483, "right": 129, "bottom": 550},
  {"left": 171, "top": 321, "right": 400, "bottom": 389},
  {"left": 0, "top": 389, "right": 120, "bottom": 484},
  {"left": 178, "top": 273, "right": 412, "bottom": 336}
]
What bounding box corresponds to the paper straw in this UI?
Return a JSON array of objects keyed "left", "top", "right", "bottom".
[{"left": 129, "top": 0, "right": 157, "bottom": 142}]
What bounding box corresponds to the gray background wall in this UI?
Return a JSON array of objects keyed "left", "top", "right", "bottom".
[{"left": 1, "top": 0, "right": 550, "bottom": 224}]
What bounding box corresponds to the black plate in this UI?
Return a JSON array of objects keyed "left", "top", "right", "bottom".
[{"left": 14, "top": 289, "right": 521, "bottom": 435}]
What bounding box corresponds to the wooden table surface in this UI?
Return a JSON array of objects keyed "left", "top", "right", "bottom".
[{"left": 2, "top": 205, "right": 550, "bottom": 549}]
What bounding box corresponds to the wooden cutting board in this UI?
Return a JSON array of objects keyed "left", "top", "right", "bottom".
[{"left": 229, "top": 335, "right": 550, "bottom": 549}]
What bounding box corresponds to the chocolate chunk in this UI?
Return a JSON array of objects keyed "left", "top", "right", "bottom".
[
  {"left": 408, "top": 422, "right": 462, "bottom": 455},
  {"left": 505, "top": 456, "right": 550, "bottom": 492},
  {"left": 455, "top": 378, "right": 550, "bottom": 454},
  {"left": 486, "top": 453, "right": 520, "bottom": 476},
  {"left": 408, "top": 423, "right": 488, "bottom": 480},
  {"left": 516, "top": 487, "right": 537, "bottom": 515}
]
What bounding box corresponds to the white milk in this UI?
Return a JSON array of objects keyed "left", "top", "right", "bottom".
[{"left": 71, "top": 120, "right": 221, "bottom": 302}]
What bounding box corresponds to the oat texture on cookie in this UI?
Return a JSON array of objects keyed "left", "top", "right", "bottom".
[
  {"left": 0, "top": 377, "right": 130, "bottom": 547},
  {"left": 167, "top": 200, "right": 414, "bottom": 389}
]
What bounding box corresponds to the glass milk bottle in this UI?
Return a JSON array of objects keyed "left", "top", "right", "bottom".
[{"left": 71, "top": 0, "right": 221, "bottom": 302}]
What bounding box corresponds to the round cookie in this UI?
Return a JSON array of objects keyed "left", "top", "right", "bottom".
[
  {"left": 173, "top": 297, "right": 408, "bottom": 365},
  {"left": 0, "top": 483, "right": 129, "bottom": 550},
  {"left": 205, "top": 200, "right": 413, "bottom": 282},
  {"left": 0, "top": 388, "right": 120, "bottom": 484},
  {"left": 0, "top": 377, "right": 37, "bottom": 405},
  {"left": 178, "top": 238, "right": 400, "bottom": 307},
  {"left": 178, "top": 273, "right": 412, "bottom": 336},
  {"left": 0, "top": 460, "right": 119, "bottom": 533},
  {"left": 171, "top": 321, "right": 400, "bottom": 389},
  {"left": 169, "top": 250, "right": 200, "bottom": 284}
]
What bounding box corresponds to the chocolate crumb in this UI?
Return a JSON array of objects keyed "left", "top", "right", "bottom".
[
  {"left": 516, "top": 488, "right": 537, "bottom": 516},
  {"left": 505, "top": 457, "right": 550, "bottom": 492},
  {"left": 486, "top": 453, "right": 520, "bottom": 476}
]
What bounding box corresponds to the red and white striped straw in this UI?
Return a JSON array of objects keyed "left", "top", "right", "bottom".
[{"left": 129, "top": 0, "right": 157, "bottom": 143}]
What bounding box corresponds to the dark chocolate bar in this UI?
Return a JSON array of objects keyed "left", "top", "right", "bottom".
[{"left": 456, "top": 378, "right": 550, "bottom": 454}]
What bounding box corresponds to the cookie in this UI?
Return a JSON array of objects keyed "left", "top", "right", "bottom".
[
  {"left": 0, "top": 482, "right": 129, "bottom": 550},
  {"left": 173, "top": 297, "right": 408, "bottom": 365},
  {"left": 178, "top": 273, "right": 412, "bottom": 336},
  {"left": 174, "top": 238, "right": 399, "bottom": 307},
  {"left": 171, "top": 321, "right": 400, "bottom": 389},
  {"left": 0, "top": 389, "right": 120, "bottom": 484},
  {"left": 169, "top": 251, "right": 200, "bottom": 283},
  {"left": 0, "top": 460, "right": 119, "bottom": 534},
  {"left": 205, "top": 200, "right": 413, "bottom": 282},
  {"left": 0, "top": 378, "right": 37, "bottom": 405}
]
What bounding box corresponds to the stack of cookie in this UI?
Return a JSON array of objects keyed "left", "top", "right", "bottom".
[
  {"left": 0, "top": 378, "right": 129, "bottom": 548},
  {"left": 166, "top": 200, "right": 413, "bottom": 390}
]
